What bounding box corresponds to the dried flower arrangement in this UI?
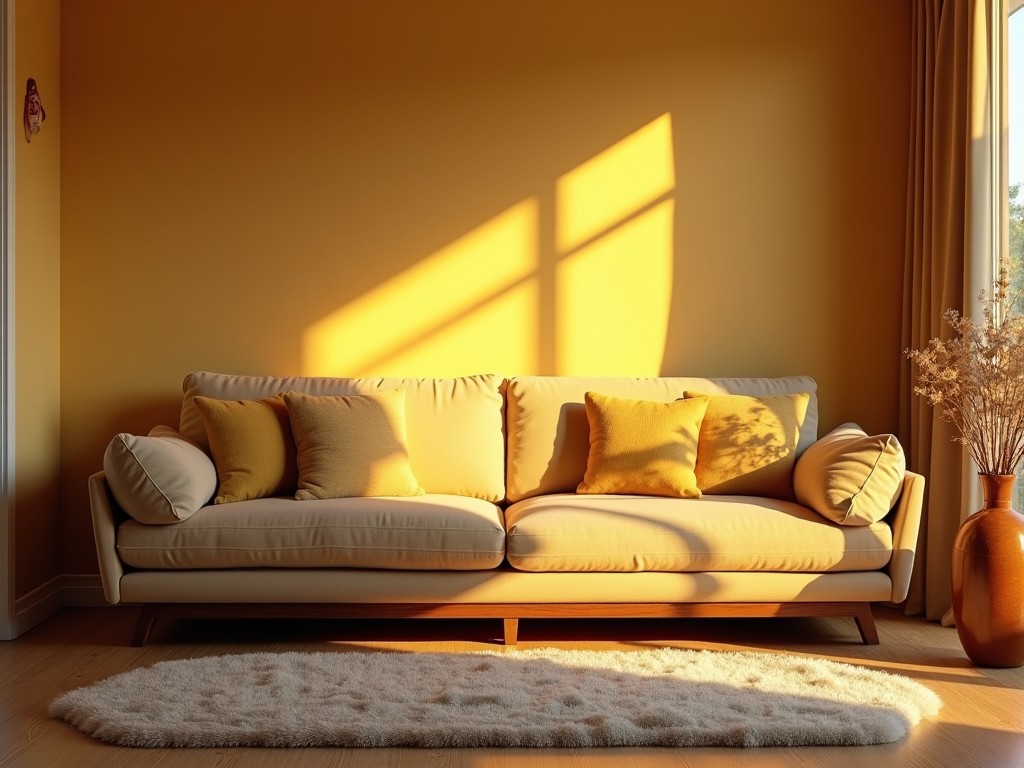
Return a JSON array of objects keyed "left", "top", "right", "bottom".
[{"left": 905, "top": 259, "right": 1024, "bottom": 476}]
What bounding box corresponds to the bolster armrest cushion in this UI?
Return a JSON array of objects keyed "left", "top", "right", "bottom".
[
  {"left": 102, "top": 425, "right": 217, "bottom": 524},
  {"left": 793, "top": 422, "right": 906, "bottom": 526}
]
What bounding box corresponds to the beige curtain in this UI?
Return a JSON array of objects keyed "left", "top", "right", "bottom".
[{"left": 901, "top": 0, "right": 999, "bottom": 621}]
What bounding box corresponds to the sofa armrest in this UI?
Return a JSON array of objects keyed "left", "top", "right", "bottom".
[
  {"left": 885, "top": 470, "right": 925, "bottom": 604},
  {"left": 89, "top": 471, "right": 125, "bottom": 604}
]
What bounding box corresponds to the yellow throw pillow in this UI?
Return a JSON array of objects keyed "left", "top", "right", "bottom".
[
  {"left": 685, "top": 391, "right": 811, "bottom": 499},
  {"left": 283, "top": 389, "right": 424, "bottom": 500},
  {"left": 193, "top": 395, "right": 298, "bottom": 504},
  {"left": 577, "top": 391, "right": 709, "bottom": 498},
  {"left": 794, "top": 423, "right": 906, "bottom": 525}
]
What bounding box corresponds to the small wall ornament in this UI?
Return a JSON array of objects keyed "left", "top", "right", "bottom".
[{"left": 23, "top": 78, "right": 45, "bottom": 143}]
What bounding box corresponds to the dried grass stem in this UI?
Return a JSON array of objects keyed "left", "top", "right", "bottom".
[{"left": 906, "top": 260, "right": 1024, "bottom": 476}]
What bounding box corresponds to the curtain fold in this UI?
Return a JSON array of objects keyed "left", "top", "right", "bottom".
[{"left": 900, "top": 0, "right": 997, "bottom": 621}]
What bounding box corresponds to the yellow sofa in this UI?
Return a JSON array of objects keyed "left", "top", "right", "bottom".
[{"left": 89, "top": 372, "right": 924, "bottom": 646}]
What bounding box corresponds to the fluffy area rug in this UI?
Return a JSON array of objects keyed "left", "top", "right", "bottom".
[{"left": 50, "top": 647, "right": 940, "bottom": 748}]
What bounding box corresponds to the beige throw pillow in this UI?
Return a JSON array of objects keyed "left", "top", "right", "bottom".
[
  {"left": 794, "top": 423, "right": 906, "bottom": 525},
  {"left": 283, "top": 389, "right": 424, "bottom": 499},
  {"left": 577, "top": 392, "right": 708, "bottom": 498},
  {"left": 686, "top": 391, "right": 811, "bottom": 499},
  {"left": 102, "top": 425, "right": 217, "bottom": 524},
  {"left": 193, "top": 394, "right": 298, "bottom": 504}
]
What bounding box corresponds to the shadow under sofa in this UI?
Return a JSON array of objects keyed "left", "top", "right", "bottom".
[{"left": 88, "top": 372, "right": 925, "bottom": 646}]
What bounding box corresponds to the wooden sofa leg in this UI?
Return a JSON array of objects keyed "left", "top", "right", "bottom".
[
  {"left": 503, "top": 618, "right": 519, "bottom": 646},
  {"left": 131, "top": 606, "right": 157, "bottom": 647},
  {"left": 853, "top": 603, "right": 880, "bottom": 645}
]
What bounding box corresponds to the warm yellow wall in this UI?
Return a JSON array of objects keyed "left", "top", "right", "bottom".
[
  {"left": 14, "top": 0, "right": 60, "bottom": 599},
  {"left": 59, "top": 1, "right": 911, "bottom": 574}
]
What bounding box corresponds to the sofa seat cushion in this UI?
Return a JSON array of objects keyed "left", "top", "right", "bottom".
[
  {"left": 116, "top": 494, "right": 506, "bottom": 570},
  {"left": 504, "top": 494, "right": 892, "bottom": 573}
]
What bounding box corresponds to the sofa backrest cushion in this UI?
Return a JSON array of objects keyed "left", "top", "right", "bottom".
[
  {"left": 180, "top": 372, "right": 506, "bottom": 502},
  {"left": 505, "top": 375, "right": 818, "bottom": 502},
  {"left": 685, "top": 391, "right": 811, "bottom": 499}
]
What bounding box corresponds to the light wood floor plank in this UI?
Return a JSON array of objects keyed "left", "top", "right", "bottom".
[{"left": 1, "top": 605, "right": 1021, "bottom": 768}]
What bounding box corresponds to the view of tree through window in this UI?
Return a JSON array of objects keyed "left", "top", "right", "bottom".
[
  {"left": 1011, "top": 7, "right": 1022, "bottom": 292},
  {"left": 1009, "top": 5, "right": 1023, "bottom": 507}
]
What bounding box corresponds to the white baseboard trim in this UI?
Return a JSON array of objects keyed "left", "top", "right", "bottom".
[
  {"left": 9, "top": 574, "right": 109, "bottom": 638},
  {"left": 12, "top": 575, "right": 62, "bottom": 637}
]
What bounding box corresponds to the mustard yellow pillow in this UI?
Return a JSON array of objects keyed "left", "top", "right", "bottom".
[
  {"left": 193, "top": 395, "right": 298, "bottom": 504},
  {"left": 283, "top": 389, "right": 424, "bottom": 499},
  {"left": 794, "top": 423, "right": 906, "bottom": 525},
  {"left": 577, "top": 392, "right": 709, "bottom": 497},
  {"left": 685, "top": 391, "right": 811, "bottom": 499}
]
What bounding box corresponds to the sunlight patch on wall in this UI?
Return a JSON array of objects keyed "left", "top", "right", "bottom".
[
  {"left": 303, "top": 199, "right": 539, "bottom": 377},
  {"left": 556, "top": 113, "right": 675, "bottom": 253},
  {"left": 301, "top": 113, "right": 675, "bottom": 379},
  {"left": 359, "top": 282, "right": 539, "bottom": 376},
  {"left": 555, "top": 200, "right": 674, "bottom": 375}
]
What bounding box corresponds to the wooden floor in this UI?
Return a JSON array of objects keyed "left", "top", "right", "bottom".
[{"left": 1, "top": 606, "right": 1022, "bottom": 768}]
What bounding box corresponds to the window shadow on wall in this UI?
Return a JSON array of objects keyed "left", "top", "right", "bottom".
[{"left": 302, "top": 114, "right": 676, "bottom": 378}]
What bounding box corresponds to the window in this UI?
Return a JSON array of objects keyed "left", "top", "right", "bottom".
[
  {"left": 1008, "top": 3, "right": 1024, "bottom": 507},
  {"left": 1010, "top": 5, "right": 1023, "bottom": 291}
]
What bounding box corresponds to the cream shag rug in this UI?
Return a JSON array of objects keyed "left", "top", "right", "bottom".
[{"left": 50, "top": 647, "right": 940, "bottom": 748}]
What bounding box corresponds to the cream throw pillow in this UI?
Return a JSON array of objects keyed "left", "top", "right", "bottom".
[
  {"left": 686, "top": 391, "right": 811, "bottom": 499},
  {"left": 284, "top": 389, "right": 424, "bottom": 499},
  {"left": 193, "top": 394, "right": 298, "bottom": 504},
  {"left": 577, "top": 392, "right": 709, "bottom": 498},
  {"left": 103, "top": 425, "right": 217, "bottom": 524},
  {"left": 794, "top": 423, "right": 906, "bottom": 525}
]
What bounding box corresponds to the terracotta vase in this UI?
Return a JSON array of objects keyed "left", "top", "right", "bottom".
[{"left": 951, "top": 474, "right": 1024, "bottom": 668}]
